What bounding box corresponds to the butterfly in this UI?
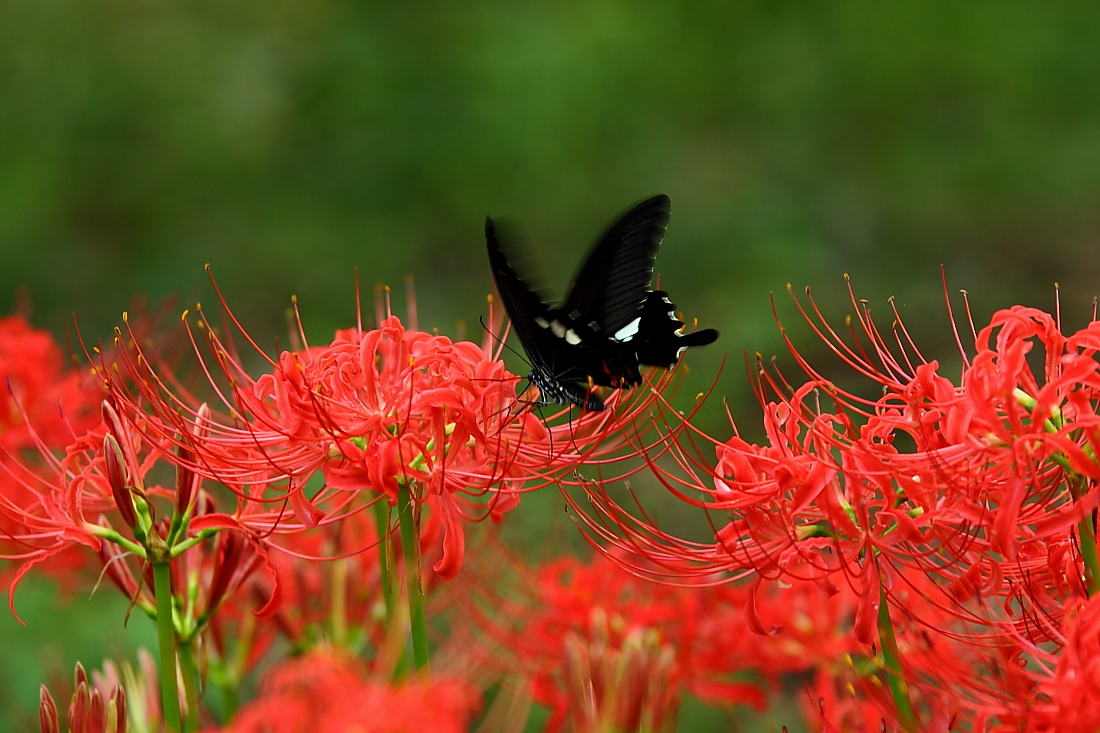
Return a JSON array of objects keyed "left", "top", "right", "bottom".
[{"left": 485, "top": 194, "right": 719, "bottom": 412}]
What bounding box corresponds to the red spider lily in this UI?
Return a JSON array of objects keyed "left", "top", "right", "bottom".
[
  {"left": 0, "top": 314, "right": 99, "bottom": 589},
  {"left": 0, "top": 400, "right": 280, "bottom": 624},
  {"left": 455, "top": 549, "right": 873, "bottom": 733},
  {"left": 564, "top": 280, "right": 1100, "bottom": 729},
  {"left": 39, "top": 662, "right": 126, "bottom": 733},
  {"left": 577, "top": 284, "right": 1098, "bottom": 596},
  {"left": 214, "top": 648, "right": 480, "bottom": 733},
  {"left": 0, "top": 313, "right": 98, "bottom": 451},
  {"left": 96, "top": 275, "right": 687, "bottom": 581}
]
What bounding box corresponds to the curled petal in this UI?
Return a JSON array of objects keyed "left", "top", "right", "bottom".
[{"left": 431, "top": 494, "right": 466, "bottom": 581}]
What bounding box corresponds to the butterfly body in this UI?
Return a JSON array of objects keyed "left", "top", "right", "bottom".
[{"left": 486, "top": 195, "right": 718, "bottom": 411}]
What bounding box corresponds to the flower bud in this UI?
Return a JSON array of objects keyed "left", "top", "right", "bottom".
[
  {"left": 103, "top": 434, "right": 139, "bottom": 530},
  {"left": 40, "top": 662, "right": 127, "bottom": 733},
  {"left": 207, "top": 530, "right": 256, "bottom": 612},
  {"left": 38, "top": 687, "right": 59, "bottom": 733},
  {"left": 101, "top": 401, "right": 141, "bottom": 489},
  {"left": 174, "top": 402, "right": 210, "bottom": 517}
]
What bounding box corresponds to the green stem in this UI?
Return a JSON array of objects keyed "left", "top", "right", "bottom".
[
  {"left": 217, "top": 611, "right": 254, "bottom": 723},
  {"left": 1069, "top": 476, "right": 1100, "bottom": 596},
  {"left": 1080, "top": 517, "right": 1100, "bottom": 597},
  {"left": 372, "top": 499, "right": 397, "bottom": 622},
  {"left": 372, "top": 499, "right": 407, "bottom": 679},
  {"left": 397, "top": 486, "right": 431, "bottom": 673},
  {"left": 152, "top": 561, "right": 183, "bottom": 733},
  {"left": 169, "top": 529, "right": 219, "bottom": 558},
  {"left": 178, "top": 640, "right": 201, "bottom": 731},
  {"left": 877, "top": 584, "right": 917, "bottom": 733},
  {"left": 331, "top": 557, "right": 348, "bottom": 646},
  {"left": 222, "top": 685, "right": 239, "bottom": 724}
]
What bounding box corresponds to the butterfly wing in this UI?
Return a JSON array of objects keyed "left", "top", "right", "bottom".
[
  {"left": 487, "top": 217, "right": 615, "bottom": 411},
  {"left": 485, "top": 217, "right": 555, "bottom": 367},
  {"left": 562, "top": 195, "right": 671, "bottom": 337},
  {"left": 633, "top": 290, "right": 719, "bottom": 369}
]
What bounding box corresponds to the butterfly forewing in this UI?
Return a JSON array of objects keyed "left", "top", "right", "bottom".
[
  {"left": 485, "top": 218, "right": 558, "bottom": 370},
  {"left": 562, "top": 195, "right": 671, "bottom": 337}
]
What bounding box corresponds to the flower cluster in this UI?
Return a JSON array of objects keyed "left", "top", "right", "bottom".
[
  {"left": 96, "top": 284, "right": 675, "bottom": 582},
  {"left": 27, "top": 260, "right": 1100, "bottom": 731},
  {"left": 454, "top": 549, "right": 872, "bottom": 733},
  {"left": 570, "top": 282, "right": 1100, "bottom": 729},
  {"left": 0, "top": 276, "right": 707, "bottom": 732},
  {"left": 0, "top": 314, "right": 99, "bottom": 590}
]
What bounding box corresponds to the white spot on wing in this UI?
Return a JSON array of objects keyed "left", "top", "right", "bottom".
[
  {"left": 612, "top": 317, "right": 641, "bottom": 342},
  {"left": 550, "top": 320, "right": 566, "bottom": 339},
  {"left": 535, "top": 316, "right": 550, "bottom": 329},
  {"left": 565, "top": 329, "right": 582, "bottom": 345}
]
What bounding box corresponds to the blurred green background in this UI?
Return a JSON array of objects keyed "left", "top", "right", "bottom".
[{"left": 4, "top": 0, "right": 1100, "bottom": 729}]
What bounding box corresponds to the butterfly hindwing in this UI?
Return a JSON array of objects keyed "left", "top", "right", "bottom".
[{"left": 633, "top": 290, "right": 719, "bottom": 369}]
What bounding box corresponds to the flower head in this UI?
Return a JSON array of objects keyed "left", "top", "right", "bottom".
[{"left": 98, "top": 276, "right": 684, "bottom": 580}]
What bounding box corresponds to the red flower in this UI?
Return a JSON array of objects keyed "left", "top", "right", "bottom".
[
  {"left": 1025, "top": 594, "right": 1100, "bottom": 732},
  {"left": 0, "top": 314, "right": 99, "bottom": 590},
  {"left": 214, "top": 649, "right": 479, "bottom": 733},
  {"left": 458, "top": 550, "right": 871, "bottom": 732},
  {"left": 1, "top": 401, "right": 281, "bottom": 623},
  {"left": 567, "top": 280, "right": 1100, "bottom": 730},
  {"left": 0, "top": 314, "right": 97, "bottom": 451},
  {"left": 100, "top": 278, "right": 683, "bottom": 580}
]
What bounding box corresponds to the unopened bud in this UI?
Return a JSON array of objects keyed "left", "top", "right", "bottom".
[
  {"left": 107, "top": 687, "right": 126, "bottom": 733},
  {"left": 208, "top": 531, "right": 251, "bottom": 612},
  {"left": 39, "top": 687, "right": 59, "bottom": 733},
  {"left": 74, "top": 661, "right": 88, "bottom": 689},
  {"left": 103, "top": 435, "right": 139, "bottom": 530},
  {"left": 174, "top": 403, "right": 210, "bottom": 516},
  {"left": 101, "top": 402, "right": 140, "bottom": 484}
]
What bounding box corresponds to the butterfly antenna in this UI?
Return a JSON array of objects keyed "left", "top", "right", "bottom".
[{"left": 478, "top": 315, "right": 532, "bottom": 369}]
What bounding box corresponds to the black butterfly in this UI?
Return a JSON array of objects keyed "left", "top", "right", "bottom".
[{"left": 485, "top": 194, "right": 719, "bottom": 412}]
